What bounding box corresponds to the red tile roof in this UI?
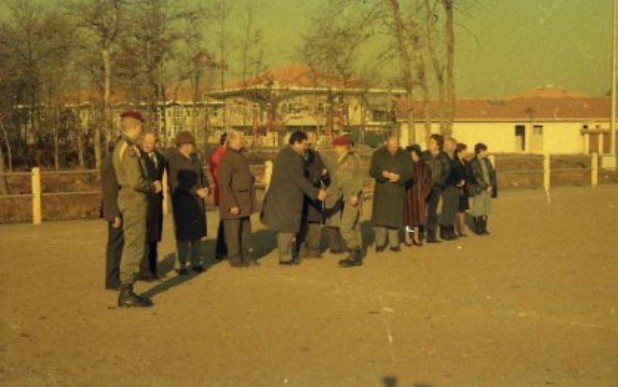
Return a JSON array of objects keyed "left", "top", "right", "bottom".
[{"left": 397, "top": 87, "right": 611, "bottom": 122}]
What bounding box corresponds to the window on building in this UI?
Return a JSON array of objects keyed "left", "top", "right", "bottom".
[
  {"left": 533, "top": 125, "right": 543, "bottom": 136},
  {"left": 515, "top": 125, "right": 526, "bottom": 152}
]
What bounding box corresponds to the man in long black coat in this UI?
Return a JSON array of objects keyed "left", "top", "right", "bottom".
[
  {"left": 369, "top": 135, "right": 413, "bottom": 252},
  {"left": 167, "top": 131, "right": 210, "bottom": 275},
  {"left": 101, "top": 141, "right": 123, "bottom": 290},
  {"left": 261, "top": 131, "right": 327, "bottom": 265},
  {"left": 298, "top": 132, "right": 327, "bottom": 259},
  {"left": 139, "top": 131, "right": 166, "bottom": 280}
]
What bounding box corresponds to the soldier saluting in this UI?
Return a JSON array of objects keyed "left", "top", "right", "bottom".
[{"left": 113, "top": 111, "right": 162, "bottom": 308}]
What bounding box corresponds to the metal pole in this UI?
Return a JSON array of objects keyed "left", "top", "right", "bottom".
[{"left": 610, "top": 0, "right": 618, "bottom": 159}]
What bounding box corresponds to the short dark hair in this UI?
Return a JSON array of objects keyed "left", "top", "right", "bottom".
[
  {"left": 454, "top": 143, "right": 467, "bottom": 159},
  {"left": 219, "top": 133, "right": 228, "bottom": 145},
  {"left": 405, "top": 144, "right": 423, "bottom": 159},
  {"left": 430, "top": 134, "right": 444, "bottom": 149},
  {"left": 288, "top": 130, "right": 308, "bottom": 145},
  {"left": 475, "top": 143, "right": 488, "bottom": 155}
]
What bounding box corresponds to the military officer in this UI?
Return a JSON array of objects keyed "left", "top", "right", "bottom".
[
  {"left": 101, "top": 140, "right": 123, "bottom": 290},
  {"left": 112, "top": 111, "right": 162, "bottom": 308},
  {"left": 324, "top": 135, "right": 365, "bottom": 267}
]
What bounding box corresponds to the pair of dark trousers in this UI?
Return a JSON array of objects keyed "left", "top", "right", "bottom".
[
  {"left": 140, "top": 242, "right": 158, "bottom": 275},
  {"left": 426, "top": 187, "right": 442, "bottom": 240},
  {"left": 441, "top": 185, "right": 461, "bottom": 228},
  {"left": 223, "top": 217, "right": 252, "bottom": 264},
  {"left": 215, "top": 220, "right": 227, "bottom": 258},
  {"left": 105, "top": 221, "right": 124, "bottom": 288}
]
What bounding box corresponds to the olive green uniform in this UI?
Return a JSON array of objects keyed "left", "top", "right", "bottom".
[
  {"left": 113, "top": 135, "right": 155, "bottom": 285},
  {"left": 324, "top": 151, "right": 364, "bottom": 252}
]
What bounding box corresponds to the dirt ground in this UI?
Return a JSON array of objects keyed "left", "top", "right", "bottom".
[{"left": 0, "top": 186, "right": 617, "bottom": 386}]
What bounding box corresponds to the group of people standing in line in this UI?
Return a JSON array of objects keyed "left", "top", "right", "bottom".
[
  {"left": 101, "top": 110, "right": 497, "bottom": 309},
  {"left": 370, "top": 134, "right": 498, "bottom": 257}
]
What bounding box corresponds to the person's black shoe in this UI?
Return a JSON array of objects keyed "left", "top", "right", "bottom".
[
  {"left": 247, "top": 260, "right": 261, "bottom": 267},
  {"left": 215, "top": 254, "right": 226, "bottom": 261},
  {"left": 118, "top": 285, "right": 153, "bottom": 308},
  {"left": 305, "top": 250, "right": 323, "bottom": 259},
  {"left": 279, "top": 260, "right": 300, "bottom": 266},
  {"left": 375, "top": 246, "right": 385, "bottom": 253},
  {"left": 106, "top": 283, "right": 121, "bottom": 291},
  {"left": 481, "top": 217, "right": 490, "bottom": 235},
  {"left": 192, "top": 265, "right": 204, "bottom": 273},
  {"left": 139, "top": 272, "right": 158, "bottom": 282},
  {"left": 329, "top": 249, "right": 345, "bottom": 255},
  {"left": 176, "top": 267, "right": 189, "bottom": 276},
  {"left": 339, "top": 251, "right": 363, "bottom": 267},
  {"left": 390, "top": 247, "right": 401, "bottom": 253},
  {"left": 230, "top": 261, "right": 249, "bottom": 268}
]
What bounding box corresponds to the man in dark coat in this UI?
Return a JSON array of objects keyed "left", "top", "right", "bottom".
[
  {"left": 218, "top": 130, "right": 258, "bottom": 268},
  {"left": 440, "top": 137, "right": 464, "bottom": 241},
  {"left": 167, "top": 131, "right": 210, "bottom": 275},
  {"left": 101, "top": 140, "right": 123, "bottom": 290},
  {"left": 369, "top": 135, "right": 413, "bottom": 252},
  {"left": 298, "top": 132, "right": 327, "bottom": 259},
  {"left": 139, "top": 130, "right": 166, "bottom": 281},
  {"left": 261, "top": 131, "right": 327, "bottom": 265},
  {"left": 468, "top": 143, "right": 498, "bottom": 235},
  {"left": 424, "top": 134, "right": 452, "bottom": 243}
]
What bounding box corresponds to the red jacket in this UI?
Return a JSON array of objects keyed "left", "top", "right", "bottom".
[{"left": 209, "top": 145, "right": 227, "bottom": 205}]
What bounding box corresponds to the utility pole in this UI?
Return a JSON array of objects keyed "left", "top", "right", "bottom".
[{"left": 610, "top": 0, "right": 618, "bottom": 163}]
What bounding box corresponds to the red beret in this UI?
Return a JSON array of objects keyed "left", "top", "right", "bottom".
[
  {"left": 332, "top": 135, "right": 352, "bottom": 146},
  {"left": 120, "top": 110, "right": 145, "bottom": 122}
]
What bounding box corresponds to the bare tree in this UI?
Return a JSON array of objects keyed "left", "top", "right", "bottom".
[{"left": 69, "top": 0, "right": 122, "bottom": 168}]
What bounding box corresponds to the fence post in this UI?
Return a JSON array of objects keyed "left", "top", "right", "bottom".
[
  {"left": 162, "top": 169, "right": 169, "bottom": 215},
  {"left": 543, "top": 153, "right": 551, "bottom": 191},
  {"left": 32, "top": 167, "right": 42, "bottom": 225},
  {"left": 591, "top": 152, "right": 599, "bottom": 187}
]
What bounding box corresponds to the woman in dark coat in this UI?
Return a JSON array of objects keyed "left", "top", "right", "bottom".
[
  {"left": 404, "top": 145, "right": 432, "bottom": 247},
  {"left": 454, "top": 143, "right": 470, "bottom": 237},
  {"left": 167, "top": 131, "right": 210, "bottom": 275},
  {"left": 369, "top": 136, "right": 414, "bottom": 252}
]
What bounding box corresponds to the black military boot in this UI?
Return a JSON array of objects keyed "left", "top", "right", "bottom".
[
  {"left": 339, "top": 250, "right": 362, "bottom": 268},
  {"left": 118, "top": 284, "right": 153, "bottom": 308},
  {"left": 440, "top": 226, "right": 455, "bottom": 241},
  {"left": 447, "top": 227, "right": 459, "bottom": 240},
  {"left": 482, "top": 216, "right": 491, "bottom": 235},
  {"left": 473, "top": 217, "right": 483, "bottom": 235}
]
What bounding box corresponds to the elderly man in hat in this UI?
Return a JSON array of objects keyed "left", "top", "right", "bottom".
[
  {"left": 167, "top": 131, "right": 210, "bottom": 275},
  {"left": 112, "top": 111, "right": 162, "bottom": 307},
  {"left": 324, "top": 135, "right": 365, "bottom": 267},
  {"left": 261, "top": 131, "right": 327, "bottom": 265}
]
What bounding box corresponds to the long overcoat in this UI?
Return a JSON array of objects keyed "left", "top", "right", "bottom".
[
  {"left": 218, "top": 148, "right": 256, "bottom": 220},
  {"left": 261, "top": 146, "right": 320, "bottom": 234},
  {"left": 142, "top": 150, "right": 166, "bottom": 243},
  {"left": 369, "top": 146, "right": 414, "bottom": 228},
  {"left": 167, "top": 149, "right": 209, "bottom": 241},
  {"left": 302, "top": 148, "right": 326, "bottom": 224}
]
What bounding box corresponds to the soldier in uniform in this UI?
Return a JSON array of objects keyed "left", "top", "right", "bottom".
[
  {"left": 101, "top": 140, "right": 123, "bottom": 290},
  {"left": 324, "top": 135, "right": 365, "bottom": 267},
  {"left": 112, "top": 111, "right": 162, "bottom": 308},
  {"left": 218, "top": 130, "right": 258, "bottom": 268},
  {"left": 139, "top": 130, "right": 166, "bottom": 281},
  {"left": 167, "top": 131, "right": 210, "bottom": 275}
]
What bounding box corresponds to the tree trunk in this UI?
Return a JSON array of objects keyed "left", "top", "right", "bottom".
[
  {"left": 383, "top": 0, "right": 415, "bottom": 145},
  {"left": 0, "top": 119, "right": 8, "bottom": 195},
  {"left": 424, "top": 0, "right": 447, "bottom": 135},
  {"left": 443, "top": 0, "right": 456, "bottom": 138}
]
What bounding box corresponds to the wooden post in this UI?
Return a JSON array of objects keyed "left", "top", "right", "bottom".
[
  {"left": 543, "top": 153, "right": 551, "bottom": 191},
  {"left": 32, "top": 167, "right": 42, "bottom": 225},
  {"left": 591, "top": 152, "right": 599, "bottom": 187},
  {"left": 162, "top": 169, "right": 169, "bottom": 216}
]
